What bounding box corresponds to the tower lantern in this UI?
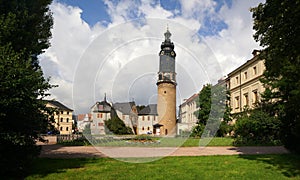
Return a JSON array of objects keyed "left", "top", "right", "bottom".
[{"left": 156, "top": 27, "right": 177, "bottom": 136}]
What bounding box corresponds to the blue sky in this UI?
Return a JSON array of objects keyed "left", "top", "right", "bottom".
[
  {"left": 42, "top": 0, "right": 264, "bottom": 113},
  {"left": 58, "top": 0, "right": 111, "bottom": 26},
  {"left": 57, "top": 0, "right": 233, "bottom": 36}
]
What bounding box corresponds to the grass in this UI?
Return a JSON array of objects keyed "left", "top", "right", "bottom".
[
  {"left": 25, "top": 154, "right": 300, "bottom": 179},
  {"left": 59, "top": 137, "right": 235, "bottom": 147}
]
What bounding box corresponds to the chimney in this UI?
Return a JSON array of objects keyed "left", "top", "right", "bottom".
[{"left": 252, "top": 49, "right": 261, "bottom": 56}]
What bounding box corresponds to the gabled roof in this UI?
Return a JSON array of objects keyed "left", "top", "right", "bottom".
[
  {"left": 180, "top": 93, "right": 199, "bottom": 107},
  {"left": 138, "top": 104, "right": 158, "bottom": 115},
  {"left": 113, "top": 102, "right": 135, "bottom": 115},
  {"left": 91, "top": 100, "right": 112, "bottom": 113},
  {"left": 46, "top": 100, "right": 73, "bottom": 111}
]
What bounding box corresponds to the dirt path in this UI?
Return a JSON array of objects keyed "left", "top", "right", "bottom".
[{"left": 40, "top": 145, "right": 289, "bottom": 158}]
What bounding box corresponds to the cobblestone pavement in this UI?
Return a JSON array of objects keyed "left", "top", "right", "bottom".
[{"left": 40, "top": 145, "right": 289, "bottom": 158}]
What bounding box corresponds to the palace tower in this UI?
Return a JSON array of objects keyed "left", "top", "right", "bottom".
[{"left": 156, "top": 27, "right": 177, "bottom": 136}]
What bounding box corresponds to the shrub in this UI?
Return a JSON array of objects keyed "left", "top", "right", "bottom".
[
  {"left": 190, "top": 124, "right": 205, "bottom": 138},
  {"left": 133, "top": 134, "right": 152, "bottom": 141},
  {"left": 233, "top": 110, "right": 281, "bottom": 145},
  {"left": 58, "top": 137, "right": 91, "bottom": 146}
]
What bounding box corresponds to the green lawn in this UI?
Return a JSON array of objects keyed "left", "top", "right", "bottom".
[
  {"left": 61, "top": 137, "right": 235, "bottom": 147},
  {"left": 182, "top": 137, "right": 234, "bottom": 147},
  {"left": 25, "top": 154, "right": 300, "bottom": 180}
]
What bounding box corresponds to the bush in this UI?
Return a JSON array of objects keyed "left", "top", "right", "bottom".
[
  {"left": 133, "top": 134, "right": 152, "bottom": 141},
  {"left": 58, "top": 137, "right": 91, "bottom": 146},
  {"left": 216, "top": 121, "right": 233, "bottom": 137},
  {"left": 233, "top": 110, "right": 281, "bottom": 145},
  {"left": 190, "top": 124, "right": 205, "bottom": 138}
]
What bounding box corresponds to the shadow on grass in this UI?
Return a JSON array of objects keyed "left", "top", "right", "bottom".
[
  {"left": 21, "top": 144, "right": 104, "bottom": 179},
  {"left": 25, "top": 158, "right": 100, "bottom": 179},
  {"left": 227, "top": 146, "right": 289, "bottom": 155},
  {"left": 239, "top": 154, "right": 300, "bottom": 178}
]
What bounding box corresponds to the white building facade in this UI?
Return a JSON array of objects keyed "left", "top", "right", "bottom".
[
  {"left": 137, "top": 104, "right": 159, "bottom": 135},
  {"left": 177, "top": 93, "right": 199, "bottom": 135},
  {"left": 90, "top": 100, "right": 111, "bottom": 135}
]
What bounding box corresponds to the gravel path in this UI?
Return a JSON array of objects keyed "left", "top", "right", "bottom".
[{"left": 40, "top": 145, "right": 289, "bottom": 158}]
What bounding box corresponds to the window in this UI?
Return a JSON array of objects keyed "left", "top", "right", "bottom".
[
  {"left": 98, "top": 123, "right": 103, "bottom": 126},
  {"left": 244, "top": 72, "right": 248, "bottom": 80},
  {"left": 244, "top": 93, "right": 249, "bottom": 106},
  {"left": 60, "top": 118, "right": 63, "bottom": 122},
  {"left": 147, "top": 127, "right": 150, "bottom": 130},
  {"left": 159, "top": 74, "right": 162, "bottom": 80},
  {"left": 253, "top": 90, "right": 258, "bottom": 104},
  {"left": 61, "top": 111, "right": 63, "bottom": 114},
  {"left": 67, "top": 111, "right": 69, "bottom": 115},
  {"left": 60, "top": 127, "right": 63, "bottom": 131},
  {"left": 148, "top": 116, "right": 150, "bottom": 121},
  {"left": 66, "top": 127, "right": 69, "bottom": 131},
  {"left": 165, "top": 129, "right": 168, "bottom": 135},
  {"left": 142, "top": 116, "right": 144, "bottom": 121},
  {"left": 154, "top": 116, "right": 156, "bottom": 121},
  {"left": 142, "top": 127, "right": 144, "bottom": 130},
  {"left": 66, "top": 118, "right": 69, "bottom": 123},
  {"left": 235, "top": 76, "right": 239, "bottom": 84},
  {"left": 97, "top": 113, "right": 103, "bottom": 118},
  {"left": 253, "top": 66, "right": 257, "bottom": 75},
  {"left": 164, "top": 91, "right": 167, "bottom": 94},
  {"left": 235, "top": 96, "right": 240, "bottom": 109}
]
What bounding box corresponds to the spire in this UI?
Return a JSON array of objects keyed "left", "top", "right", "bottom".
[
  {"left": 104, "top": 93, "right": 107, "bottom": 102},
  {"left": 164, "top": 25, "right": 171, "bottom": 41}
]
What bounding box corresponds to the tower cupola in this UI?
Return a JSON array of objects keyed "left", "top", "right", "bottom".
[{"left": 157, "top": 27, "right": 176, "bottom": 85}]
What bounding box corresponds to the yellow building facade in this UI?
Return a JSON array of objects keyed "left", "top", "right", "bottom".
[
  {"left": 227, "top": 50, "right": 265, "bottom": 114},
  {"left": 46, "top": 100, "right": 73, "bottom": 134}
]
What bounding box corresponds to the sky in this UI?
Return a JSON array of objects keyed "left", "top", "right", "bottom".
[{"left": 39, "top": 0, "right": 265, "bottom": 114}]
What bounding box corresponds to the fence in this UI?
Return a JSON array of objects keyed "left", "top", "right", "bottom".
[{"left": 56, "top": 134, "right": 84, "bottom": 143}]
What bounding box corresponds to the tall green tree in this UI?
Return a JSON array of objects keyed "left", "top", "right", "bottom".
[
  {"left": 192, "top": 84, "right": 231, "bottom": 137},
  {"left": 251, "top": 0, "right": 300, "bottom": 153},
  {"left": 0, "top": 0, "right": 53, "bottom": 66},
  {"left": 0, "top": 0, "right": 53, "bottom": 176},
  {"left": 196, "top": 84, "right": 212, "bottom": 125}
]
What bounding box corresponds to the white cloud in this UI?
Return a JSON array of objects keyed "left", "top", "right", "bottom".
[
  {"left": 202, "top": 0, "right": 263, "bottom": 75},
  {"left": 40, "top": 0, "right": 264, "bottom": 114}
]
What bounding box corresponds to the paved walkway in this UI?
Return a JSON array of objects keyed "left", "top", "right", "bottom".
[{"left": 40, "top": 145, "right": 289, "bottom": 158}]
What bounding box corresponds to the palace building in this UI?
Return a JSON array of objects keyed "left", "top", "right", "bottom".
[{"left": 226, "top": 50, "right": 265, "bottom": 114}]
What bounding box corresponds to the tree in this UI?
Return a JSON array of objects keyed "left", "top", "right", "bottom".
[
  {"left": 192, "top": 84, "right": 232, "bottom": 137},
  {"left": 104, "top": 108, "right": 133, "bottom": 135},
  {"left": 196, "top": 84, "right": 212, "bottom": 125},
  {"left": 0, "top": 0, "right": 53, "bottom": 66},
  {"left": 251, "top": 0, "right": 300, "bottom": 153},
  {"left": 0, "top": 0, "right": 53, "bottom": 176},
  {"left": 104, "top": 116, "right": 133, "bottom": 135}
]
